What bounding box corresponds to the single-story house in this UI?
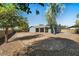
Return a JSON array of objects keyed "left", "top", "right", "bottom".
[
  {"left": 67, "top": 25, "right": 79, "bottom": 34},
  {"left": 29, "top": 25, "right": 61, "bottom": 33}
]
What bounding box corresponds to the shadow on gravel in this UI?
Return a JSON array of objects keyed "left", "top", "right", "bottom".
[
  {"left": 10, "top": 34, "right": 43, "bottom": 42},
  {"left": 0, "top": 31, "right": 16, "bottom": 45},
  {"left": 22, "top": 37, "right": 79, "bottom": 56}
]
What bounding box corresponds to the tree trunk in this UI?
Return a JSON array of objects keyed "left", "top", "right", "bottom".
[
  {"left": 50, "top": 25, "right": 56, "bottom": 34},
  {"left": 53, "top": 27, "right": 56, "bottom": 34},
  {"left": 4, "top": 28, "right": 8, "bottom": 43},
  {"left": 50, "top": 25, "right": 53, "bottom": 33}
]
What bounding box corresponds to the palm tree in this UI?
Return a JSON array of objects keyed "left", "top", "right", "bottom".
[
  {"left": 75, "top": 14, "right": 79, "bottom": 27},
  {"left": 45, "top": 3, "right": 64, "bottom": 34},
  {"left": 76, "top": 13, "right": 79, "bottom": 19}
]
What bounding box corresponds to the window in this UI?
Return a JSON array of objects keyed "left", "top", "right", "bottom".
[
  {"left": 40, "top": 28, "right": 44, "bottom": 32},
  {"left": 36, "top": 28, "right": 39, "bottom": 32}
]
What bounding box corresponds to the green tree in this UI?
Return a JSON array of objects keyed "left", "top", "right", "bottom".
[
  {"left": 0, "top": 4, "right": 28, "bottom": 43},
  {"left": 0, "top": 3, "right": 46, "bottom": 43},
  {"left": 0, "top": 4, "right": 16, "bottom": 43},
  {"left": 17, "top": 17, "right": 29, "bottom": 31},
  {"left": 76, "top": 13, "right": 79, "bottom": 18},
  {"left": 60, "top": 25, "right": 67, "bottom": 29},
  {"left": 45, "top": 3, "right": 64, "bottom": 34},
  {"left": 15, "top": 3, "right": 45, "bottom": 15},
  {"left": 74, "top": 14, "right": 79, "bottom": 27},
  {"left": 75, "top": 20, "right": 79, "bottom": 26},
  {"left": 0, "top": 3, "right": 45, "bottom": 15}
]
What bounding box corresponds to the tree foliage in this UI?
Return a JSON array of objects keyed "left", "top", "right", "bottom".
[
  {"left": 60, "top": 25, "right": 67, "bottom": 29},
  {"left": 0, "top": 4, "right": 29, "bottom": 42},
  {"left": 76, "top": 13, "right": 79, "bottom": 18},
  {"left": 15, "top": 3, "right": 45, "bottom": 15},
  {"left": 0, "top": 3, "right": 45, "bottom": 15},
  {"left": 46, "top": 3, "right": 64, "bottom": 26},
  {"left": 75, "top": 14, "right": 79, "bottom": 27},
  {"left": 45, "top": 3, "right": 64, "bottom": 33},
  {"left": 0, "top": 4, "right": 29, "bottom": 29},
  {"left": 17, "top": 17, "right": 29, "bottom": 31},
  {"left": 75, "top": 20, "right": 79, "bottom": 26},
  {"left": 0, "top": 4, "right": 16, "bottom": 28}
]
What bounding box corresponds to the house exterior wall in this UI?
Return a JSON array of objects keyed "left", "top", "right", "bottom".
[
  {"left": 48, "top": 29, "right": 51, "bottom": 33},
  {"left": 29, "top": 26, "right": 61, "bottom": 33},
  {"left": 29, "top": 27, "right": 35, "bottom": 32},
  {"left": 29, "top": 27, "right": 52, "bottom": 33}
]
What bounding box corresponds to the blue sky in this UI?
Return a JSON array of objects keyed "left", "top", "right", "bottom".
[
  {"left": 57, "top": 3, "right": 79, "bottom": 26},
  {"left": 21, "top": 3, "right": 79, "bottom": 27}
]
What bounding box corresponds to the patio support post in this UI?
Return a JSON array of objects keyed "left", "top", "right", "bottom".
[
  {"left": 39, "top": 28, "right": 40, "bottom": 32},
  {"left": 44, "top": 27, "right": 45, "bottom": 33}
]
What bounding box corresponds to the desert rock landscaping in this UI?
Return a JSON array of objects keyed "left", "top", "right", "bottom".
[{"left": 0, "top": 32, "right": 79, "bottom": 56}]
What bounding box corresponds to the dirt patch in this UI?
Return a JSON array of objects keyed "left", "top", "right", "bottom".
[
  {"left": 0, "top": 32, "right": 52, "bottom": 56},
  {"left": 0, "top": 32, "right": 79, "bottom": 56}
]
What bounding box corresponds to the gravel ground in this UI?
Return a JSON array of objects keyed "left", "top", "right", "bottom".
[
  {"left": 26, "top": 37, "right": 79, "bottom": 56},
  {"left": 0, "top": 32, "right": 79, "bottom": 56}
]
